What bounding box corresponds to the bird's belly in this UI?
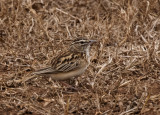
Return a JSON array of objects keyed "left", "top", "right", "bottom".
[{"left": 50, "top": 65, "right": 88, "bottom": 80}]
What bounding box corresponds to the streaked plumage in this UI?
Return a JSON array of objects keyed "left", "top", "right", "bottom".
[{"left": 33, "top": 37, "right": 96, "bottom": 80}]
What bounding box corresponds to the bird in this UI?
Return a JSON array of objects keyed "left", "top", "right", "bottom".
[{"left": 33, "top": 37, "right": 96, "bottom": 80}]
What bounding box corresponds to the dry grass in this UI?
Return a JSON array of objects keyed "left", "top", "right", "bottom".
[{"left": 0, "top": 0, "right": 160, "bottom": 114}]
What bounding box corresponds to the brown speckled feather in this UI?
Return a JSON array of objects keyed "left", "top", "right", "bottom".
[
  {"left": 34, "top": 51, "right": 87, "bottom": 75},
  {"left": 51, "top": 51, "right": 87, "bottom": 72}
]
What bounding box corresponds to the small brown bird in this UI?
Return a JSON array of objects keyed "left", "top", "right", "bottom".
[{"left": 33, "top": 37, "right": 96, "bottom": 80}]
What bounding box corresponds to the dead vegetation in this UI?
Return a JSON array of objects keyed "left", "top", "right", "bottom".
[{"left": 0, "top": 0, "right": 160, "bottom": 114}]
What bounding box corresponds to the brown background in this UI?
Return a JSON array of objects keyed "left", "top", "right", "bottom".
[{"left": 0, "top": 0, "right": 160, "bottom": 114}]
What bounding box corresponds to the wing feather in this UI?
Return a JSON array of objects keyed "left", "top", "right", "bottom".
[
  {"left": 56, "top": 61, "right": 79, "bottom": 72},
  {"left": 33, "top": 67, "right": 56, "bottom": 75},
  {"left": 52, "top": 51, "right": 82, "bottom": 72},
  {"left": 34, "top": 51, "right": 85, "bottom": 75}
]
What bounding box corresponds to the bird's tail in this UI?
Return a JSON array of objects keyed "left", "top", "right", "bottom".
[{"left": 33, "top": 67, "right": 56, "bottom": 75}]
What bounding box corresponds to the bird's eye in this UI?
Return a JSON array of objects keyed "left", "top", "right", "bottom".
[
  {"left": 79, "top": 40, "right": 87, "bottom": 44},
  {"left": 80, "top": 41, "right": 84, "bottom": 44}
]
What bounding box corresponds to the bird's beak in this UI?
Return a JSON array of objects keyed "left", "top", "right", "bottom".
[{"left": 89, "top": 40, "right": 96, "bottom": 44}]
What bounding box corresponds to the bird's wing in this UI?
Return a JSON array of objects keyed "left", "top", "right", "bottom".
[
  {"left": 52, "top": 51, "right": 84, "bottom": 72},
  {"left": 33, "top": 61, "right": 80, "bottom": 75},
  {"left": 55, "top": 60, "right": 80, "bottom": 72},
  {"left": 34, "top": 52, "right": 84, "bottom": 75}
]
